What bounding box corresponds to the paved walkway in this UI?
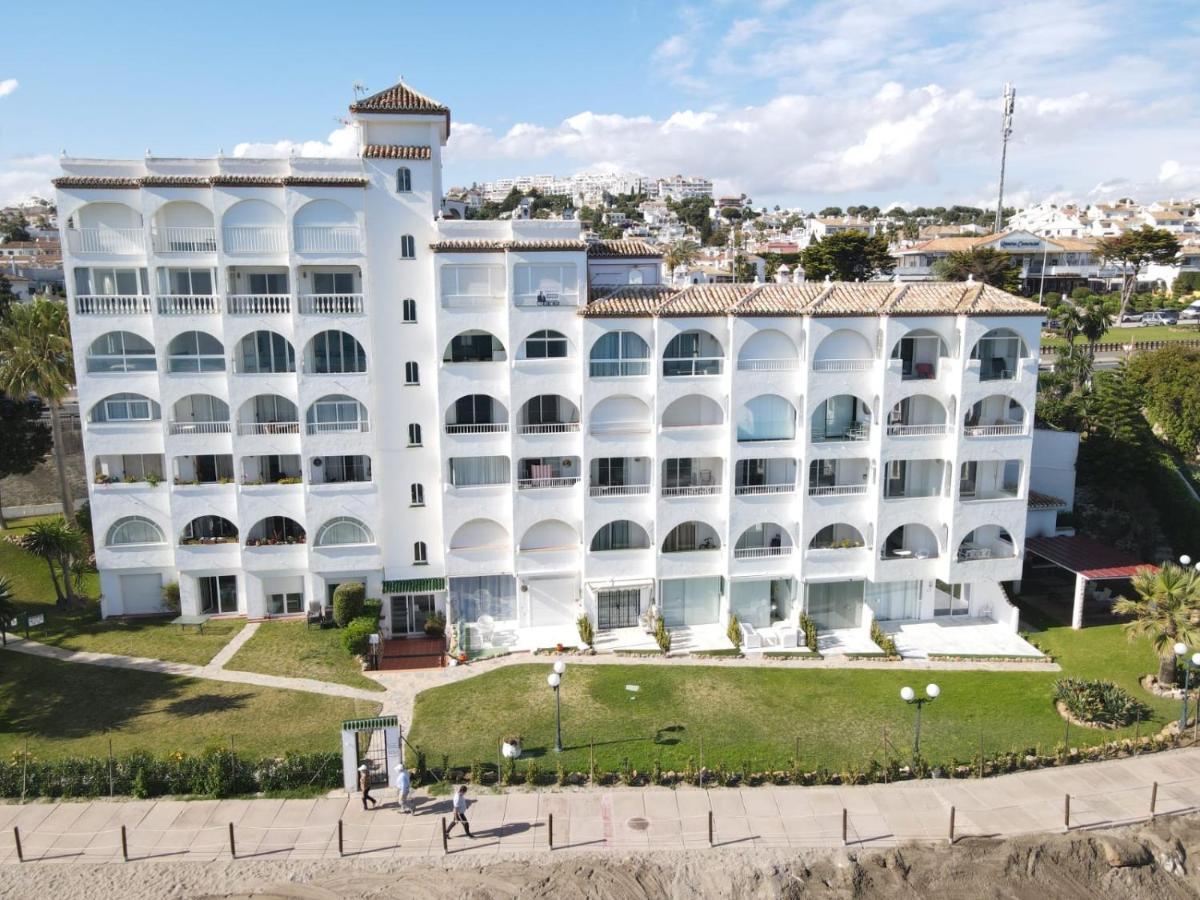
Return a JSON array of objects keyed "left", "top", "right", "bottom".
[{"left": 2, "top": 749, "right": 1197, "bottom": 863}]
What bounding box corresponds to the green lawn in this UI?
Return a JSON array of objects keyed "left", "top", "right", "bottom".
[
  {"left": 407, "top": 622, "right": 1178, "bottom": 773},
  {"left": 224, "top": 619, "right": 385, "bottom": 692},
  {"left": 1042, "top": 324, "right": 1200, "bottom": 347},
  {"left": 0, "top": 652, "right": 381, "bottom": 759},
  {"left": 1, "top": 518, "right": 241, "bottom": 666}
]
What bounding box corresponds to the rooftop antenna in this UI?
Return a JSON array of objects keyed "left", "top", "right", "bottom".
[
  {"left": 993, "top": 83, "right": 1015, "bottom": 234},
  {"left": 352, "top": 82, "right": 368, "bottom": 99}
]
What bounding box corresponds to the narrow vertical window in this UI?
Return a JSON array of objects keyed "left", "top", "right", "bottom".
[
  {"left": 410, "top": 483, "right": 425, "bottom": 506},
  {"left": 405, "top": 361, "right": 419, "bottom": 384},
  {"left": 396, "top": 167, "right": 412, "bottom": 193},
  {"left": 402, "top": 298, "right": 417, "bottom": 323},
  {"left": 400, "top": 235, "right": 416, "bottom": 259},
  {"left": 408, "top": 423, "right": 422, "bottom": 445},
  {"left": 413, "top": 541, "right": 428, "bottom": 564}
]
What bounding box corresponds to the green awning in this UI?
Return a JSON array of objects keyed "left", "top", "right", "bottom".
[
  {"left": 342, "top": 715, "right": 398, "bottom": 732},
  {"left": 383, "top": 577, "right": 446, "bottom": 594}
]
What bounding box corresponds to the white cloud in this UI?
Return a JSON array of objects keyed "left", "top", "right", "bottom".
[
  {"left": 0, "top": 79, "right": 17, "bottom": 98},
  {"left": 232, "top": 123, "right": 358, "bottom": 159},
  {"left": 0, "top": 154, "right": 59, "bottom": 206}
]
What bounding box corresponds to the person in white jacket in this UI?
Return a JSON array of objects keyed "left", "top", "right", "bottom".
[
  {"left": 396, "top": 763, "right": 413, "bottom": 814},
  {"left": 446, "top": 784, "right": 472, "bottom": 837}
]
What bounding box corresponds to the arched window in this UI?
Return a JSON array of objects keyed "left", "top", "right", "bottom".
[
  {"left": 90, "top": 393, "right": 160, "bottom": 423},
  {"left": 106, "top": 516, "right": 165, "bottom": 546},
  {"left": 87, "top": 332, "right": 156, "bottom": 373},
  {"left": 314, "top": 516, "right": 373, "bottom": 547},
  {"left": 402, "top": 298, "right": 417, "bottom": 323},
  {"left": 408, "top": 423, "right": 422, "bottom": 445},
  {"left": 405, "top": 361, "right": 419, "bottom": 384},
  {"left": 181, "top": 516, "right": 238, "bottom": 544},
  {"left": 411, "top": 483, "right": 425, "bottom": 506},
  {"left": 307, "top": 330, "right": 367, "bottom": 374},
  {"left": 396, "top": 167, "right": 412, "bottom": 193},
  {"left": 237, "top": 331, "right": 295, "bottom": 374},
  {"left": 306, "top": 395, "right": 368, "bottom": 434},
  {"left": 413, "top": 541, "right": 428, "bottom": 564},
  {"left": 590, "top": 331, "right": 649, "bottom": 377},
  {"left": 444, "top": 331, "right": 506, "bottom": 363},
  {"left": 590, "top": 520, "right": 650, "bottom": 552},
  {"left": 521, "top": 329, "right": 568, "bottom": 360},
  {"left": 400, "top": 235, "right": 416, "bottom": 259},
  {"left": 167, "top": 331, "right": 225, "bottom": 373}
]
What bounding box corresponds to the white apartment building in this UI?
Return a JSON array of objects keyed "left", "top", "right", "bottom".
[{"left": 59, "top": 80, "right": 1042, "bottom": 650}]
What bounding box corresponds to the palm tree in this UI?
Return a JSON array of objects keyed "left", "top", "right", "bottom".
[
  {"left": 0, "top": 300, "right": 76, "bottom": 519},
  {"left": 1078, "top": 305, "right": 1110, "bottom": 360},
  {"left": 663, "top": 240, "right": 698, "bottom": 274},
  {"left": 1113, "top": 562, "right": 1200, "bottom": 686},
  {"left": 0, "top": 577, "right": 16, "bottom": 645},
  {"left": 1058, "top": 305, "right": 1083, "bottom": 350},
  {"left": 19, "top": 518, "right": 84, "bottom": 608}
]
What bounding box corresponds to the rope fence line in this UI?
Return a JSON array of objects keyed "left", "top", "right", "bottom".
[{"left": 5, "top": 773, "right": 1200, "bottom": 862}]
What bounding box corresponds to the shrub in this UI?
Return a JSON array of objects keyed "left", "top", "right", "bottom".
[
  {"left": 424, "top": 612, "right": 445, "bottom": 637},
  {"left": 332, "top": 582, "right": 366, "bottom": 627},
  {"left": 576, "top": 613, "right": 594, "bottom": 648},
  {"left": 799, "top": 614, "right": 819, "bottom": 652},
  {"left": 161, "top": 581, "right": 181, "bottom": 614},
  {"left": 654, "top": 616, "right": 672, "bottom": 654},
  {"left": 870, "top": 620, "right": 899, "bottom": 657},
  {"left": 341, "top": 616, "right": 378, "bottom": 657},
  {"left": 1053, "top": 677, "right": 1149, "bottom": 727},
  {"left": 726, "top": 613, "right": 742, "bottom": 649},
  {"left": 362, "top": 598, "right": 383, "bottom": 623}
]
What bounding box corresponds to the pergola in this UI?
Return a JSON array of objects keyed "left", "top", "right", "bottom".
[{"left": 1024, "top": 535, "right": 1156, "bottom": 629}]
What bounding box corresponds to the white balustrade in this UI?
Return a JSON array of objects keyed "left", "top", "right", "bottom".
[
  {"left": 661, "top": 484, "right": 721, "bottom": 497},
  {"left": 808, "top": 484, "right": 868, "bottom": 497},
  {"left": 75, "top": 295, "right": 151, "bottom": 315},
  {"left": 887, "top": 423, "right": 949, "bottom": 437},
  {"left": 153, "top": 226, "right": 217, "bottom": 253},
  {"left": 222, "top": 226, "right": 287, "bottom": 254},
  {"left": 589, "top": 484, "right": 651, "bottom": 497},
  {"left": 169, "top": 421, "right": 231, "bottom": 435},
  {"left": 737, "top": 358, "right": 799, "bottom": 371},
  {"left": 445, "top": 423, "right": 509, "bottom": 435},
  {"left": 663, "top": 357, "right": 723, "bottom": 377},
  {"left": 589, "top": 360, "right": 650, "bottom": 377},
  {"left": 300, "top": 293, "right": 365, "bottom": 315},
  {"left": 517, "top": 476, "right": 580, "bottom": 490},
  {"left": 66, "top": 227, "right": 145, "bottom": 255},
  {"left": 513, "top": 292, "right": 580, "bottom": 308},
  {"left": 237, "top": 421, "right": 300, "bottom": 435},
  {"left": 734, "top": 545, "right": 793, "bottom": 559},
  {"left": 227, "top": 294, "right": 292, "bottom": 315},
  {"left": 306, "top": 420, "right": 370, "bottom": 435},
  {"left": 294, "top": 226, "right": 362, "bottom": 253},
  {"left": 963, "top": 423, "right": 1025, "bottom": 437},
  {"left": 158, "top": 294, "right": 220, "bottom": 315},
  {"left": 812, "top": 358, "right": 874, "bottom": 372},
  {"left": 519, "top": 423, "right": 581, "bottom": 435},
  {"left": 733, "top": 483, "right": 794, "bottom": 495}
]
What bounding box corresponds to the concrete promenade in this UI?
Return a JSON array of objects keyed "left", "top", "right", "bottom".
[{"left": 2, "top": 748, "right": 1198, "bottom": 864}]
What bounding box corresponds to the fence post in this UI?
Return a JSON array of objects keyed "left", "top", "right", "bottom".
[
  {"left": 228, "top": 822, "right": 236, "bottom": 859},
  {"left": 1063, "top": 794, "right": 1070, "bottom": 832},
  {"left": 441, "top": 817, "right": 448, "bottom": 854},
  {"left": 548, "top": 812, "right": 554, "bottom": 850},
  {"left": 13, "top": 826, "right": 22, "bottom": 863},
  {"left": 842, "top": 808, "right": 848, "bottom": 846},
  {"left": 708, "top": 809, "right": 713, "bottom": 846},
  {"left": 699, "top": 737, "right": 704, "bottom": 789},
  {"left": 108, "top": 738, "right": 114, "bottom": 798},
  {"left": 948, "top": 806, "right": 956, "bottom": 845},
  {"left": 338, "top": 819, "right": 344, "bottom": 856},
  {"left": 120, "top": 824, "right": 128, "bottom": 862},
  {"left": 978, "top": 731, "right": 984, "bottom": 779},
  {"left": 1150, "top": 782, "right": 1158, "bottom": 820},
  {"left": 1134, "top": 710, "right": 1141, "bottom": 752}
]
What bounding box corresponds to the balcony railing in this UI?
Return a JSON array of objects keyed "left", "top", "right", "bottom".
[
  {"left": 517, "top": 476, "right": 580, "bottom": 490},
  {"left": 300, "top": 293, "right": 365, "bottom": 315},
  {"left": 589, "top": 483, "right": 651, "bottom": 497},
  {"left": 737, "top": 358, "right": 799, "bottom": 372},
  {"left": 519, "top": 423, "right": 580, "bottom": 435},
  {"left": 811, "top": 423, "right": 870, "bottom": 443},
  {"left": 887, "top": 423, "right": 948, "bottom": 437},
  {"left": 66, "top": 227, "right": 144, "bottom": 255},
  {"left": 957, "top": 540, "right": 1016, "bottom": 561},
  {"left": 963, "top": 423, "right": 1025, "bottom": 437},
  {"left": 294, "top": 226, "right": 362, "bottom": 254},
  {"left": 75, "top": 295, "right": 151, "bottom": 315},
  {"left": 808, "top": 484, "right": 868, "bottom": 497},
  {"left": 812, "top": 358, "right": 874, "bottom": 372},
  {"left": 158, "top": 294, "right": 220, "bottom": 315},
  {"left": 514, "top": 291, "right": 580, "bottom": 308},
  {"left": 661, "top": 484, "right": 721, "bottom": 497},
  {"left": 237, "top": 421, "right": 300, "bottom": 435},
  {"left": 222, "top": 226, "right": 287, "bottom": 254},
  {"left": 734, "top": 482, "right": 794, "bottom": 496},
  {"left": 306, "top": 420, "right": 370, "bottom": 435},
  {"left": 153, "top": 226, "right": 217, "bottom": 253},
  {"left": 590, "top": 421, "right": 652, "bottom": 435},
  {"left": 441, "top": 294, "right": 505, "bottom": 310},
  {"left": 589, "top": 360, "right": 649, "bottom": 378},
  {"left": 733, "top": 545, "right": 793, "bottom": 559},
  {"left": 961, "top": 487, "right": 1020, "bottom": 502},
  {"left": 169, "top": 421, "right": 231, "bottom": 435},
  {"left": 228, "top": 294, "right": 291, "bottom": 315},
  {"left": 445, "top": 423, "right": 509, "bottom": 435},
  {"left": 663, "top": 357, "right": 723, "bottom": 377}
]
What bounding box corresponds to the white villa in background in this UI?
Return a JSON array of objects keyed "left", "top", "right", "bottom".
[{"left": 58, "top": 80, "right": 1045, "bottom": 653}]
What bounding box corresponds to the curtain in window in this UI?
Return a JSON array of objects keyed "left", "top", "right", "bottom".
[
  {"left": 449, "top": 456, "right": 509, "bottom": 486},
  {"left": 865, "top": 580, "right": 921, "bottom": 621},
  {"left": 450, "top": 575, "right": 517, "bottom": 622}
]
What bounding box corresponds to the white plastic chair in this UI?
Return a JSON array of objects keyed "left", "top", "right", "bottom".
[{"left": 476, "top": 614, "right": 496, "bottom": 648}]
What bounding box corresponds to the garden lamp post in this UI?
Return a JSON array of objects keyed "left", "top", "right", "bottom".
[
  {"left": 547, "top": 659, "right": 566, "bottom": 753},
  {"left": 900, "top": 683, "right": 940, "bottom": 758},
  {"left": 1172, "top": 643, "right": 1200, "bottom": 732}
]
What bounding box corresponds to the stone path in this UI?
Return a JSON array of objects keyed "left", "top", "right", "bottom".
[
  {"left": 206, "top": 621, "right": 259, "bottom": 670},
  {"left": 2, "top": 749, "right": 1197, "bottom": 864}
]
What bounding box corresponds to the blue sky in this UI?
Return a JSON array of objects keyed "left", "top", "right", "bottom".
[{"left": 3, "top": 0, "right": 1199, "bottom": 209}]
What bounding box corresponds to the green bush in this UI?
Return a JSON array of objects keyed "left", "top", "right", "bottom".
[
  {"left": 799, "top": 614, "right": 819, "bottom": 652},
  {"left": 870, "top": 620, "right": 899, "bottom": 657},
  {"left": 332, "top": 582, "right": 366, "bottom": 627},
  {"left": 727, "top": 613, "right": 742, "bottom": 649},
  {"left": 161, "top": 581, "right": 181, "bottom": 614},
  {"left": 341, "top": 616, "right": 378, "bottom": 657},
  {"left": 1053, "top": 677, "right": 1149, "bottom": 727},
  {"left": 654, "top": 616, "right": 672, "bottom": 654},
  {"left": 424, "top": 612, "right": 446, "bottom": 637},
  {"left": 576, "top": 613, "right": 594, "bottom": 648}
]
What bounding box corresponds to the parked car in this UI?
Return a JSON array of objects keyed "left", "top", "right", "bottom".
[
  {"left": 1141, "top": 310, "right": 1179, "bottom": 326},
  {"left": 1118, "top": 312, "right": 1144, "bottom": 325},
  {"left": 1180, "top": 302, "right": 1200, "bottom": 321}
]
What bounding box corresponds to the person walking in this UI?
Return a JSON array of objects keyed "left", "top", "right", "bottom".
[
  {"left": 396, "top": 763, "right": 413, "bottom": 814},
  {"left": 445, "top": 784, "right": 472, "bottom": 837},
  {"left": 358, "top": 764, "right": 378, "bottom": 811}
]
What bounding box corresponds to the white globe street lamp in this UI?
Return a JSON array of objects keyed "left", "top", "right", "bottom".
[
  {"left": 548, "top": 661, "right": 567, "bottom": 752},
  {"left": 900, "top": 683, "right": 940, "bottom": 758}
]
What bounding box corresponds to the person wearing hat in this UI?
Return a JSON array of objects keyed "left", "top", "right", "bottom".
[
  {"left": 445, "top": 784, "right": 472, "bottom": 837},
  {"left": 358, "top": 763, "right": 378, "bottom": 811},
  {"left": 396, "top": 763, "right": 412, "bottom": 814}
]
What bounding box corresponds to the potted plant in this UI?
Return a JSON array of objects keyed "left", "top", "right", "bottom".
[
  {"left": 424, "top": 612, "right": 446, "bottom": 637},
  {"left": 502, "top": 736, "right": 523, "bottom": 759},
  {"left": 457, "top": 651, "right": 468, "bottom": 665}
]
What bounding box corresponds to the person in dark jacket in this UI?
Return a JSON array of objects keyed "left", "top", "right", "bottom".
[{"left": 358, "top": 764, "right": 378, "bottom": 810}]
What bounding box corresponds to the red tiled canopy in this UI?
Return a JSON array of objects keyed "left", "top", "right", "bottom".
[{"left": 1025, "top": 535, "right": 1157, "bottom": 580}]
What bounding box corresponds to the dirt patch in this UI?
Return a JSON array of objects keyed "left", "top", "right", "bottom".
[
  {"left": 0, "top": 448, "right": 86, "bottom": 510},
  {"left": 2, "top": 814, "right": 1198, "bottom": 899}
]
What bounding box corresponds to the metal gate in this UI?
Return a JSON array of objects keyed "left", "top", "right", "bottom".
[{"left": 597, "top": 588, "right": 641, "bottom": 630}]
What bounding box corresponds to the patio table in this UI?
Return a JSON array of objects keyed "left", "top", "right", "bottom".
[{"left": 171, "top": 615, "right": 210, "bottom": 634}]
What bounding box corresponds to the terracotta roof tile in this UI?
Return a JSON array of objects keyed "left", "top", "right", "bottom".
[
  {"left": 1028, "top": 490, "right": 1068, "bottom": 511},
  {"left": 362, "top": 144, "right": 432, "bottom": 160},
  {"left": 733, "top": 283, "right": 826, "bottom": 315},
  {"left": 959, "top": 284, "right": 1044, "bottom": 315},
  {"left": 210, "top": 175, "right": 285, "bottom": 187},
  {"left": 587, "top": 239, "right": 662, "bottom": 258},
  {"left": 139, "top": 175, "right": 210, "bottom": 187},
  {"left": 52, "top": 176, "right": 139, "bottom": 189},
  {"left": 885, "top": 283, "right": 969, "bottom": 315},
  {"left": 807, "top": 282, "right": 896, "bottom": 316},
  {"left": 659, "top": 283, "right": 754, "bottom": 316},
  {"left": 348, "top": 81, "right": 451, "bottom": 134},
  {"left": 508, "top": 239, "right": 588, "bottom": 252},
  {"left": 580, "top": 285, "right": 674, "bottom": 317},
  {"left": 430, "top": 238, "right": 587, "bottom": 253},
  {"left": 281, "top": 175, "right": 368, "bottom": 187}
]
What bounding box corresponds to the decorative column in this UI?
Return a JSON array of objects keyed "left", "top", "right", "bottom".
[{"left": 1071, "top": 572, "right": 1087, "bottom": 630}]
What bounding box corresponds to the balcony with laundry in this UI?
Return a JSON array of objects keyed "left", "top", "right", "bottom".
[{"left": 516, "top": 456, "right": 581, "bottom": 491}]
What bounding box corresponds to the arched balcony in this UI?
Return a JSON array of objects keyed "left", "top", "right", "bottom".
[
  {"left": 590, "top": 520, "right": 651, "bottom": 551},
  {"left": 167, "top": 331, "right": 225, "bottom": 373},
  {"left": 518, "top": 395, "right": 580, "bottom": 434},
  {"left": 890, "top": 329, "right": 949, "bottom": 380},
  {"left": 245, "top": 516, "right": 306, "bottom": 547},
  {"left": 808, "top": 458, "right": 869, "bottom": 496},
  {"left": 959, "top": 459, "right": 1022, "bottom": 501},
  {"left": 886, "top": 395, "right": 948, "bottom": 437},
  {"left": 881, "top": 524, "right": 939, "bottom": 560},
  {"left": 882, "top": 458, "right": 948, "bottom": 499},
  {"left": 958, "top": 526, "right": 1017, "bottom": 561},
  {"left": 180, "top": 515, "right": 238, "bottom": 545},
  {"left": 169, "top": 394, "right": 230, "bottom": 435},
  {"left": 590, "top": 330, "right": 649, "bottom": 376},
  {"left": 810, "top": 395, "right": 871, "bottom": 442},
  {"left": 86, "top": 331, "right": 155, "bottom": 373},
  {"left": 235, "top": 331, "right": 295, "bottom": 374},
  {"left": 733, "top": 523, "right": 793, "bottom": 559},
  {"left": 737, "top": 329, "right": 799, "bottom": 371},
  {"left": 152, "top": 201, "right": 216, "bottom": 253},
  {"left": 737, "top": 394, "right": 796, "bottom": 442},
  {"left": 970, "top": 328, "right": 1029, "bottom": 381},
  {"left": 221, "top": 198, "right": 286, "bottom": 254},
  {"left": 589, "top": 395, "right": 651, "bottom": 435},
  {"left": 734, "top": 458, "right": 796, "bottom": 495},
  {"left": 237, "top": 395, "right": 299, "bottom": 436},
  {"left": 964, "top": 396, "right": 1027, "bottom": 437},
  {"left": 663, "top": 330, "right": 723, "bottom": 377},
  {"left": 662, "top": 395, "right": 723, "bottom": 429},
  {"left": 518, "top": 519, "right": 581, "bottom": 553},
  {"left": 662, "top": 457, "right": 722, "bottom": 496},
  {"left": 808, "top": 523, "right": 866, "bottom": 551},
  {"left": 293, "top": 199, "right": 361, "bottom": 253},
  {"left": 813, "top": 329, "right": 874, "bottom": 372},
  {"left": 444, "top": 331, "right": 506, "bottom": 363},
  {"left": 88, "top": 393, "right": 160, "bottom": 425},
  {"left": 306, "top": 395, "right": 369, "bottom": 435},
  {"left": 662, "top": 521, "right": 721, "bottom": 553},
  {"left": 449, "top": 518, "right": 509, "bottom": 552},
  {"left": 445, "top": 394, "right": 509, "bottom": 434},
  {"left": 65, "top": 202, "right": 144, "bottom": 255},
  {"left": 304, "top": 330, "right": 367, "bottom": 374}
]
